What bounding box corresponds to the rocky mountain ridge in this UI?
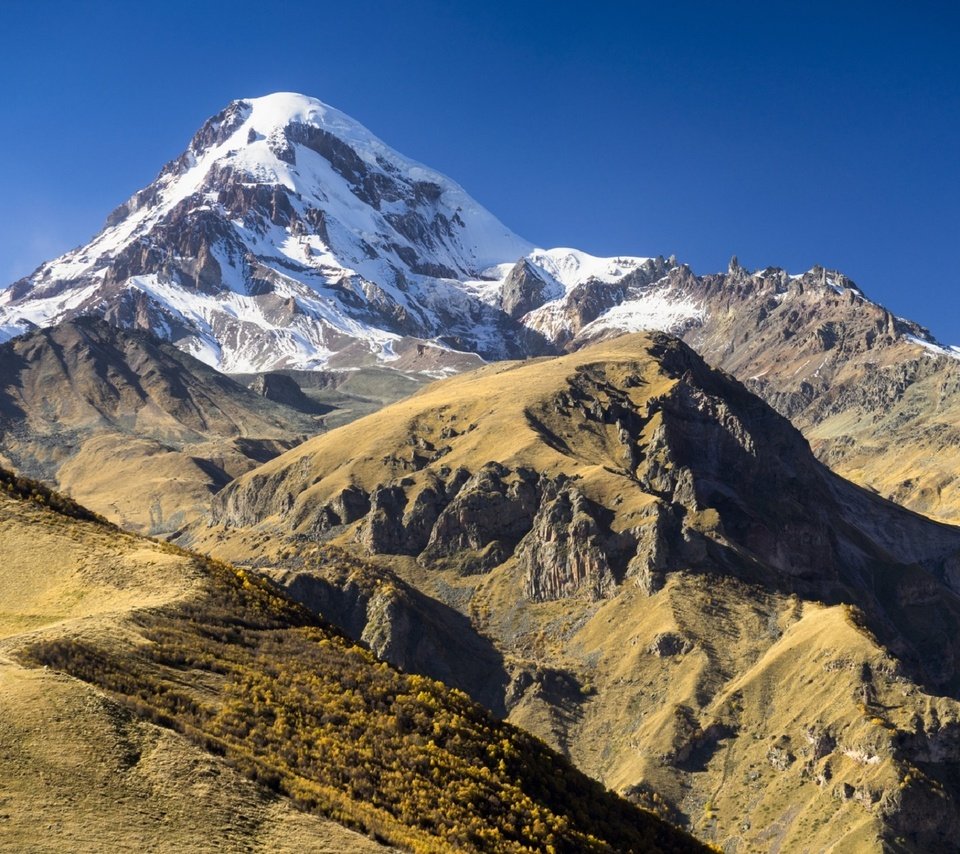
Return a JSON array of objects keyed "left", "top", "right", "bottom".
[
  {"left": 587, "top": 257, "right": 960, "bottom": 525},
  {"left": 198, "top": 333, "right": 960, "bottom": 851}
]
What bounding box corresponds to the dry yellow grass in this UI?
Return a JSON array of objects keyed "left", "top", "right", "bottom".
[
  {"left": 198, "top": 331, "right": 960, "bottom": 852},
  {"left": 0, "top": 493, "right": 393, "bottom": 853},
  {"left": 0, "top": 498, "right": 198, "bottom": 639}
]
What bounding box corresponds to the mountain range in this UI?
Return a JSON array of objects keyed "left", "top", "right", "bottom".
[
  {"left": 198, "top": 331, "right": 960, "bottom": 851},
  {"left": 3, "top": 92, "right": 959, "bottom": 526},
  {"left": 4, "top": 91, "right": 960, "bottom": 852}
]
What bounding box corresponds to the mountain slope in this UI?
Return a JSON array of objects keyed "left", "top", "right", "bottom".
[
  {"left": 0, "top": 317, "right": 323, "bottom": 533},
  {"left": 199, "top": 332, "right": 960, "bottom": 851},
  {"left": 0, "top": 470, "right": 391, "bottom": 853},
  {"left": 0, "top": 468, "right": 704, "bottom": 853},
  {"left": 0, "top": 94, "right": 682, "bottom": 374},
  {"left": 673, "top": 261, "right": 960, "bottom": 525}
]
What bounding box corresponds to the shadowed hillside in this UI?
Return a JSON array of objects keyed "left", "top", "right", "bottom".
[{"left": 0, "top": 318, "right": 323, "bottom": 534}]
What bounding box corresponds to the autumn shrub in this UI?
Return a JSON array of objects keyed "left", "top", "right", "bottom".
[{"left": 22, "top": 552, "right": 704, "bottom": 854}]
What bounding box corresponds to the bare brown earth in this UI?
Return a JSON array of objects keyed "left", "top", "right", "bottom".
[
  {"left": 0, "top": 317, "right": 323, "bottom": 536},
  {"left": 197, "top": 332, "right": 960, "bottom": 852},
  {"left": 0, "top": 492, "right": 391, "bottom": 853}
]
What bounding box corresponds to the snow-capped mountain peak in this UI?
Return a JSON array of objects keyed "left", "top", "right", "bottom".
[
  {"left": 7, "top": 93, "right": 931, "bottom": 376},
  {"left": 79, "top": 92, "right": 532, "bottom": 289},
  {"left": 0, "top": 93, "right": 547, "bottom": 371}
]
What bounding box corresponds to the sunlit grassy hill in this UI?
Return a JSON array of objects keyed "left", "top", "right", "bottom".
[{"left": 0, "top": 467, "right": 704, "bottom": 853}]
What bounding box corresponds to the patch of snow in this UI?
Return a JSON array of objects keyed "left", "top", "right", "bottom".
[
  {"left": 578, "top": 286, "right": 703, "bottom": 337},
  {"left": 243, "top": 93, "right": 534, "bottom": 271},
  {"left": 526, "top": 248, "right": 652, "bottom": 291},
  {"left": 120, "top": 273, "right": 417, "bottom": 373},
  {"left": 0, "top": 281, "right": 102, "bottom": 332},
  {"left": 905, "top": 334, "right": 960, "bottom": 361},
  {"left": 469, "top": 248, "right": 658, "bottom": 311},
  {"left": 378, "top": 340, "right": 401, "bottom": 361},
  {"left": 841, "top": 747, "right": 881, "bottom": 766}
]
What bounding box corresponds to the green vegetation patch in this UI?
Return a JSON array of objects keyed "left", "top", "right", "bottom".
[{"left": 21, "top": 555, "right": 703, "bottom": 854}]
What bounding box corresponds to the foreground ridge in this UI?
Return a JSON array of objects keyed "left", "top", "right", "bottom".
[{"left": 0, "top": 465, "right": 704, "bottom": 853}]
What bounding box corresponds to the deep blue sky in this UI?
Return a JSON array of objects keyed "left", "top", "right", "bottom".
[{"left": 3, "top": 1, "right": 959, "bottom": 340}]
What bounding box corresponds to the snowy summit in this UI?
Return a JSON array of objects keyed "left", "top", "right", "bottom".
[{"left": 0, "top": 93, "right": 750, "bottom": 371}]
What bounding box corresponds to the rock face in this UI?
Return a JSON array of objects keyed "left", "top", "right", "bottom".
[
  {"left": 519, "top": 480, "right": 617, "bottom": 601},
  {"left": 499, "top": 259, "right": 561, "bottom": 319},
  {"left": 248, "top": 372, "right": 327, "bottom": 414},
  {"left": 199, "top": 332, "right": 960, "bottom": 852},
  {"left": 421, "top": 464, "right": 541, "bottom": 570}
]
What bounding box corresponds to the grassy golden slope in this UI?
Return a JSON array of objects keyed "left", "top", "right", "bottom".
[
  {"left": 208, "top": 335, "right": 675, "bottom": 541},
  {"left": 0, "top": 664, "right": 392, "bottom": 854},
  {"left": 198, "top": 332, "right": 960, "bottom": 852},
  {"left": 804, "top": 340, "right": 960, "bottom": 526},
  {"left": 0, "top": 471, "right": 704, "bottom": 854},
  {"left": 0, "top": 477, "right": 387, "bottom": 853}
]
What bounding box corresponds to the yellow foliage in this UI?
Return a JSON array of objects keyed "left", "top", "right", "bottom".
[{"left": 21, "top": 550, "right": 704, "bottom": 854}]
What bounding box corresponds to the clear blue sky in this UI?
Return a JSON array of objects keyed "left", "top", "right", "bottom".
[{"left": 2, "top": 1, "right": 959, "bottom": 340}]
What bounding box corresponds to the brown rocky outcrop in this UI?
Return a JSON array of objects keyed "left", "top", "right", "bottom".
[
  {"left": 420, "top": 463, "right": 540, "bottom": 570},
  {"left": 500, "top": 259, "right": 558, "bottom": 319},
  {"left": 519, "top": 480, "right": 616, "bottom": 601}
]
